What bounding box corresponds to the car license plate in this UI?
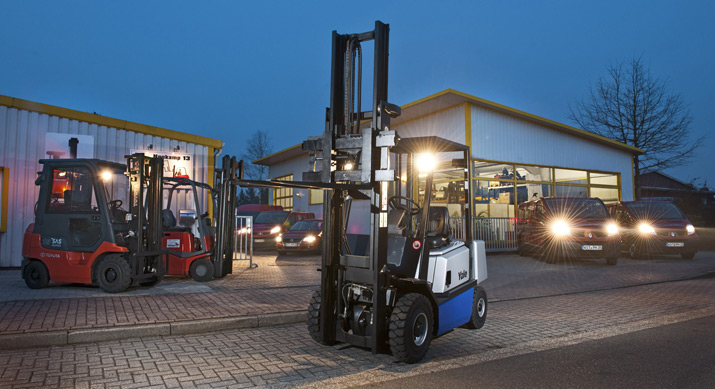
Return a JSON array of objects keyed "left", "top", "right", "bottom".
[
  {"left": 285, "top": 243, "right": 299, "bottom": 247},
  {"left": 581, "top": 245, "right": 602, "bottom": 251},
  {"left": 666, "top": 242, "right": 684, "bottom": 247},
  {"left": 254, "top": 239, "right": 265, "bottom": 243}
]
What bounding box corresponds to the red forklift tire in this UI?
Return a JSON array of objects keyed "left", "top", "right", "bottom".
[
  {"left": 23, "top": 260, "right": 50, "bottom": 289},
  {"left": 189, "top": 258, "right": 214, "bottom": 282},
  {"left": 96, "top": 255, "right": 132, "bottom": 293},
  {"left": 464, "top": 286, "right": 487, "bottom": 329},
  {"left": 389, "top": 293, "right": 434, "bottom": 364}
]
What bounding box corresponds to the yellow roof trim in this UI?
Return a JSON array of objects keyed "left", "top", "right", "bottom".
[{"left": 0, "top": 94, "right": 223, "bottom": 149}]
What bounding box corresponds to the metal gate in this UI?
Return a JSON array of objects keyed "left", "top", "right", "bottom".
[
  {"left": 450, "top": 217, "right": 518, "bottom": 252},
  {"left": 234, "top": 215, "right": 257, "bottom": 268}
]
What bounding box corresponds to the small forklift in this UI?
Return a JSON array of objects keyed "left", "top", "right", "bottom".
[
  {"left": 21, "top": 148, "right": 241, "bottom": 292},
  {"left": 237, "top": 21, "right": 488, "bottom": 363}
]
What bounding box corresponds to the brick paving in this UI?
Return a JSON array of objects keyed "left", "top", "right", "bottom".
[
  {"left": 0, "top": 252, "right": 714, "bottom": 339},
  {"left": 0, "top": 277, "right": 713, "bottom": 388}
]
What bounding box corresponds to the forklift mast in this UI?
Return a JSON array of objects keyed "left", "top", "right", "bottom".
[
  {"left": 302, "top": 20, "right": 401, "bottom": 353},
  {"left": 126, "top": 153, "right": 166, "bottom": 281},
  {"left": 212, "top": 155, "right": 242, "bottom": 278}
]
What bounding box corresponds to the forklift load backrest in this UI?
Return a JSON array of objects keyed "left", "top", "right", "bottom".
[{"left": 162, "top": 209, "right": 177, "bottom": 229}]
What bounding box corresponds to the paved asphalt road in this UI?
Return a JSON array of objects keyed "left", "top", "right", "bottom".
[{"left": 373, "top": 314, "right": 715, "bottom": 389}]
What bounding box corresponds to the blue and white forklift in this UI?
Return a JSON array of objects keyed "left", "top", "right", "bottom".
[{"left": 237, "top": 21, "right": 488, "bottom": 363}]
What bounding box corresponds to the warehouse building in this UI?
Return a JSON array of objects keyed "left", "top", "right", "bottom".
[
  {"left": 0, "top": 95, "right": 223, "bottom": 267},
  {"left": 255, "top": 89, "right": 642, "bottom": 249}
]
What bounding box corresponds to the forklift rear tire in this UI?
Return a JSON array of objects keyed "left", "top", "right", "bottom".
[
  {"left": 97, "top": 255, "right": 132, "bottom": 293},
  {"left": 23, "top": 260, "right": 50, "bottom": 289},
  {"left": 389, "top": 293, "right": 433, "bottom": 364},
  {"left": 307, "top": 290, "right": 322, "bottom": 343},
  {"left": 190, "top": 258, "right": 214, "bottom": 282},
  {"left": 464, "top": 286, "right": 487, "bottom": 329}
]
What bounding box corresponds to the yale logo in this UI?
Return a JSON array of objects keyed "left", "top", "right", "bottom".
[{"left": 458, "top": 270, "right": 467, "bottom": 280}]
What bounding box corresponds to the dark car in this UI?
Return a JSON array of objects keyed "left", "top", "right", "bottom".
[
  {"left": 517, "top": 197, "right": 620, "bottom": 265},
  {"left": 236, "top": 204, "right": 283, "bottom": 220},
  {"left": 607, "top": 201, "right": 698, "bottom": 259},
  {"left": 251, "top": 210, "right": 315, "bottom": 249},
  {"left": 276, "top": 219, "right": 322, "bottom": 255}
]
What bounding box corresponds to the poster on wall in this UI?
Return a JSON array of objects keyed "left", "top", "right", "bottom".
[
  {"left": 130, "top": 149, "right": 194, "bottom": 180},
  {"left": 45, "top": 133, "right": 94, "bottom": 159}
]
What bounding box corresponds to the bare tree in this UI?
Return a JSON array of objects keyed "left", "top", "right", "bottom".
[
  {"left": 241, "top": 130, "right": 273, "bottom": 204},
  {"left": 569, "top": 57, "right": 703, "bottom": 199}
]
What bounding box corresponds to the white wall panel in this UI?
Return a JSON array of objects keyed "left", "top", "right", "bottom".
[
  {"left": 393, "top": 105, "right": 465, "bottom": 144},
  {"left": 0, "top": 106, "right": 212, "bottom": 267},
  {"left": 470, "top": 105, "right": 634, "bottom": 201}
]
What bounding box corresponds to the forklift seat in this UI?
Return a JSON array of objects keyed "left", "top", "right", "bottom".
[{"left": 425, "top": 206, "right": 451, "bottom": 249}]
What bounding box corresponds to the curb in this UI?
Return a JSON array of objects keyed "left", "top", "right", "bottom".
[{"left": 0, "top": 310, "right": 306, "bottom": 350}]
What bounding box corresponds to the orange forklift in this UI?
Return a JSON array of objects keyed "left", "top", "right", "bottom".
[{"left": 21, "top": 149, "right": 241, "bottom": 293}]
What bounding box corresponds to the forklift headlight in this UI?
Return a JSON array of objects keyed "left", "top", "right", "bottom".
[
  {"left": 100, "top": 170, "right": 112, "bottom": 182},
  {"left": 686, "top": 224, "right": 695, "bottom": 235},
  {"left": 303, "top": 235, "right": 316, "bottom": 243},
  {"left": 270, "top": 226, "right": 281, "bottom": 234},
  {"left": 638, "top": 224, "right": 656, "bottom": 235},
  {"left": 416, "top": 153, "right": 436, "bottom": 172}
]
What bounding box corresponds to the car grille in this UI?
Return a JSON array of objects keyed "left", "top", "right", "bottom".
[
  {"left": 283, "top": 238, "right": 302, "bottom": 244},
  {"left": 571, "top": 229, "right": 608, "bottom": 238},
  {"left": 656, "top": 229, "right": 685, "bottom": 237}
]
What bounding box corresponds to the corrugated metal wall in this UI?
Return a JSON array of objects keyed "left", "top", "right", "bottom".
[
  {"left": 469, "top": 104, "right": 634, "bottom": 200},
  {"left": 0, "top": 105, "right": 211, "bottom": 267}
]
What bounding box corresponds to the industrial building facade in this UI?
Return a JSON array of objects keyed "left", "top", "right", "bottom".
[
  {"left": 256, "top": 89, "right": 641, "bottom": 248},
  {"left": 0, "top": 95, "right": 223, "bottom": 267}
]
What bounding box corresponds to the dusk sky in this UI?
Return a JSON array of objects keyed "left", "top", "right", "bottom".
[{"left": 2, "top": 1, "right": 713, "bottom": 187}]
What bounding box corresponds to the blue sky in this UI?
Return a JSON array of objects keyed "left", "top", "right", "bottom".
[{"left": 2, "top": 1, "right": 713, "bottom": 187}]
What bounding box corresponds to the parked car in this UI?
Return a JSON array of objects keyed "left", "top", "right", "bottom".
[
  {"left": 251, "top": 210, "right": 315, "bottom": 249},
  {"left": 276, "top": 219, "right": 322, "bottom": 255},
  {"left": 517, "top": 197, "right": 620, "bottom": 265},
  {"left": 607, "top": 201, "right": 698, "bottom": 259}
]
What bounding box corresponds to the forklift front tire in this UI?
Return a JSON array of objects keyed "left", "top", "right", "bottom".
[
  {"left": 389, "top": 293, "right": 434, "bottom": 364},
  {"left": 464, "top": 286, "right": 488, "bottom": 329},
  {"left": 190, "top": 258, "right": 214, "bottom": 282},
  {"left": 97, "top": 255, "right": 132, "bottom": 293},
  {"left": 23, "top": 260, "right": 50, "bottom": 289},
  {"left": 307, "top": 290, "right": 321, "bottom": 343}
]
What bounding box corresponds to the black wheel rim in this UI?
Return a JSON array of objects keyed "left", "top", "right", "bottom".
[
  {"left": 196, "top": 265, "right": 207, "bottom": 277},
  {"left": 105, "top": 268, "right": 118, "bottom": 283}
]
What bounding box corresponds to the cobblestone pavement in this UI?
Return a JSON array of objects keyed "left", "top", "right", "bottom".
[
  {"left": 0, "top": 251, "right": 713, "bottom": 338},
  {"left": 1, "top": 275, "right": 713, "bottom": 388}
]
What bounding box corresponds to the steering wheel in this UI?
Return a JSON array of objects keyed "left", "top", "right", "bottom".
[
  {"left": 388, "top": 196, "right": 421, "bottom": 216},
  {"left": 108, "top": 199, "right": 123, "bottom": 208}
]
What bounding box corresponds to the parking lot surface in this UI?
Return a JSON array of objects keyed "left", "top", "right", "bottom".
[{"left": 0, "top": 251, "right": 714, "bottom": 387}]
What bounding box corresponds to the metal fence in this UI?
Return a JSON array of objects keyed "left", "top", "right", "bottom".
[
  {"left": 451, "top": 217, "right": 518, "bottom": 252},
  {"left": 234, "top": 216, "right": 257, "bottom": 268}
]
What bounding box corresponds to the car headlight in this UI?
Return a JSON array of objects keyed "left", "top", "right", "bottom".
[
  {"left": 270, "top": 226, "right": 281, "bottom": 234},
  {"left": 551, "top": 220, "right": 570, "bottom": 237},
  {"left": 276, "top": 234, "right": 282, "bottom": 243},
  {"left": 686, "top": 224, "right": 695, "bottom": 235},
  {"left": 303, "top": 235, "right": 317, "bottom": 243},
  {"left": 606, "top": 223, "right": 619, "bottom": 236},
  {"left": 638, "top": 224, "right": 656, "bottom": 235}
]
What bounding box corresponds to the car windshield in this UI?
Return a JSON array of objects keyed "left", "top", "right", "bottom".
[
  {"left": 625, "top": 202, "right": 685, "bottom": 220},
  {"left": 254, "top": 211, "right": 289, "bottom": 224},
  {"left": 290, "top": 221, "right": 322, "bottom": 231},
  {"left": 544, "top": 198, "right": 609, "bottom": 219}
]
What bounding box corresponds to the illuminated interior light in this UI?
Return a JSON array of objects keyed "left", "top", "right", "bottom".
[
  {"left": 100, "top": 171, "right": 112, "bottom": 182},
  {"left": 344, "top": 162, "right": 354, "bottom": 171}
]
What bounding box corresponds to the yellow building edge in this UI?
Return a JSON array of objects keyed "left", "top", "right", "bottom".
[{"left": 0, "top": 94, "right": 223, "bottom": 149}]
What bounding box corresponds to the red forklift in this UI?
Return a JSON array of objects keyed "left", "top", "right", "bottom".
[{"left": 21, "top": 149, "right": 241, "bottom": 293}]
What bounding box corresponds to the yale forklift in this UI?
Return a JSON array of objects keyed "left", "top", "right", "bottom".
[
  {"left": 21, "top": 150, "right": 240, "bottom": 292},
  {"left": 237, "top": 21, "right": 488, "bottom": 363}
]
